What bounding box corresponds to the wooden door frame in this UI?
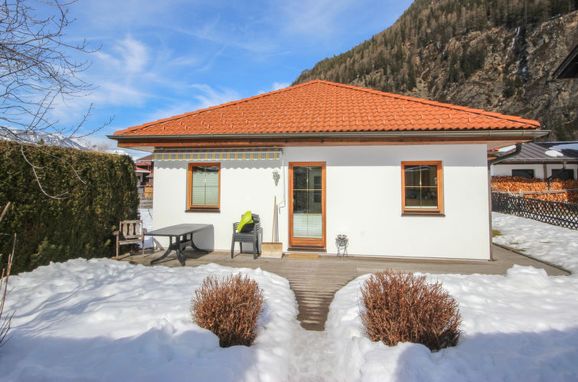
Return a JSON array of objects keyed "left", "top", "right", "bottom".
[{"left": 288, "top": 161, "right": 326, "bottom": 249}]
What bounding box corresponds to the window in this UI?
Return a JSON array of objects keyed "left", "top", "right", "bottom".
[
  {"left": 401, "top": 161, "right": 443, "bottom": 214},
  {"left": 186, "top": 163, "right": 220, "bottom": 210},
  {"left": 512, "top": 169, "right": 535, "bottom": 179},
  {"left": 551, "top": 169, "right": 575, "bottom": 180}
]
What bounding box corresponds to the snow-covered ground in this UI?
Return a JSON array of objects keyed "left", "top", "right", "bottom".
[
  {"left": 327, "top": 266, "right": 578, "bottom": 381},
  {"left": 324, "top": 214, "right": 578, "bottom": 381},
  {"left": 2, "top": 212, "right": 577, "bottom": 381},
  {"left": 0, "top": 260, "right": 299, "bottom": 382},
  {"left": 493, "top": 212, "right": 578, "bottom": 273}
]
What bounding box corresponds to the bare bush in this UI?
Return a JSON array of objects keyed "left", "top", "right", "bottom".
[
  {"left": 361, "top": 270, "right": 461, "bottom": 351},
  {"left": 192, "top": 274, "right": 263, "bottom": 347}
]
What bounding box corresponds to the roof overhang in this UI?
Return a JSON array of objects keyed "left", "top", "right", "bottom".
[
  {"left": 109, "top": 129, "right": 549, "bottom": 151},
  {"left": 496, "top": 159, "right": 578, "bottom": 165}
]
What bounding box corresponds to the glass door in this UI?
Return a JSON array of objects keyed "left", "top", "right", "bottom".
[{"left": 289, "top": 162, "right": 325, "bottom": 248}]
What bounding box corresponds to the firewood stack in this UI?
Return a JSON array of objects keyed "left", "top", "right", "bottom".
[{"left": 491, "top": 177, "right": 578, "bottom": 203}]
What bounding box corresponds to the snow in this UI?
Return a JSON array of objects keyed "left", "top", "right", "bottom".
[
  {"left": 0, "top": 259, "right": 299, "bottom": 382},
  {"left": 497, "top": 144, "right": 516, "bottom": 153},
  {"left": 139, "top": 208, "right": 154, "bottom": 249},
  {"left": 2, "top": 211, "right": 578, "bottom": 381},
  {"left": 287, "top": 331, "right": 337, "bottom": 382},
  {"left": 493, "top": 212, "right": 578, "bottom": 273},
  {"left": 544, "top": 149, "right": 564, "bottom": 158},
  {"left": 326, "top": 266, "right": 578, "bottom": 382},
  {"left": 324, "top": 214, "right": 578, "bottom": 381}
]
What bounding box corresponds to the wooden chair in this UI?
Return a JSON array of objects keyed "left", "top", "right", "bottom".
[{"left": 113, "top": 220, "right": 146, "bottom": 258}]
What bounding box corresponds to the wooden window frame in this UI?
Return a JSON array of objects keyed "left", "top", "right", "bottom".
[
  {"left": 401, "top": 161, "right": 444, "bottom": 215},
  {"left": 186, "top": 162, "right": 221, "bottom": 212},
  {"left": 288, "top": 162, "right": 326, "bottom": 249}
]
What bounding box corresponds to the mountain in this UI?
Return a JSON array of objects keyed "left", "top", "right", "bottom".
[
  {"left": 0, "top": 129, "right": 138, "bottom": 158},
  {"left": 0, "top": 129, "right": 90, "bottom": 150},
  {"left": 294, "top": 0, "right": 578, "bottom": 140}
]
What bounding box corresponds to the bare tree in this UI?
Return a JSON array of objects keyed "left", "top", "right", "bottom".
[
  {"left": 0, "top": 0, "right": 96, "bottom": 137},
  {"left": 0, "top": 0, "right": 111, "bottom": 198}
]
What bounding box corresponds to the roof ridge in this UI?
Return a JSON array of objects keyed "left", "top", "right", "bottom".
[
  {"left": 315, "top": 80, "right": 540, "bottom": 127},
  {"left": 114, "top": 81, "right": 320, "bottom": 135}
]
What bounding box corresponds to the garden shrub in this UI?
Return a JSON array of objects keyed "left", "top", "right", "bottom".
[
  {"left": 192, "top": 274, "right": 263, "bottom": 347},
  {"left": 361, "top": 270, "right": 461, "bottom": 351},
  {"left": 0, "top": 141, "right": 138, "bottom": 273}
]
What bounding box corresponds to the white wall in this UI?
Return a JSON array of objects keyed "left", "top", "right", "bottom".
[
  {"left": 153, "top": 144, "right": 491, "bottom": 260},
  {"left": 492, "top": 163, "right": 578, "bottom": 179},
  {"left": 153, "top": 160, "right": 282, "bottom": 252}
]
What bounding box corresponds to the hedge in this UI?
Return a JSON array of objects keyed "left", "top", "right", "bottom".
[{"left": 0, "top": 140, "right": 139, "bottom": 273}]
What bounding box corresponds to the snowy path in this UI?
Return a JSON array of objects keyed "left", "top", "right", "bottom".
[
  {"left": 288, "top": 330, "right": 337, "bottom": 382},
  {"left": 493, "top": 212, "right": 578, "bottom": 273}
]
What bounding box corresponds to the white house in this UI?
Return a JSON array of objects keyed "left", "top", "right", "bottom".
[
  {"left": 492, "top": 141, "right": 578, "bottom": 180},
  {"left": 111, "top": 80, "right": 545, "bottom": 261}
]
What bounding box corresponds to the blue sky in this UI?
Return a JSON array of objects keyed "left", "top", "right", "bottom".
[{"left": 57, "top": 0, "right": 412, "bottom": 155}]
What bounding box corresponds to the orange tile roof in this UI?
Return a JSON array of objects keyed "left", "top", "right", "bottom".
[{"left": 113, "top": 80, "right": 540, "bottom": 137}]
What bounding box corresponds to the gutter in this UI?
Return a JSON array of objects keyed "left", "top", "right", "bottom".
[{"left": 108, "top": 129, "right": 549, "bottom": 142}]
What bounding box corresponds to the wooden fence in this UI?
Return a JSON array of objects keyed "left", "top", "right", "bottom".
[{"left": 492, "top": 192, "right": 578, "bottom": 230}]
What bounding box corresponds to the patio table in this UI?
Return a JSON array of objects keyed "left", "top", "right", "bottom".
[{"left": 146, "top": 224, "right": 212, "bottom": 266}]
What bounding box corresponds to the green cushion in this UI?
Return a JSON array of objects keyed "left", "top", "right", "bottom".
[{"left": 236, "top": 211, "right": 253, "bottom": 233}]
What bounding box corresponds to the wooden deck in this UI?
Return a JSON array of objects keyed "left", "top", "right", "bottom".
[{"left": 121, "top": 244, "right": 568, "bottom": 331}]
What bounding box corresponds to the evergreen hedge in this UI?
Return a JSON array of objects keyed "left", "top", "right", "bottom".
[{"left": 0, "top": 140, "right": 139, "bottom": 273}]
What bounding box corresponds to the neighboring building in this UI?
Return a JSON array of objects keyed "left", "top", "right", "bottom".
[
  {"left": 135, "top": 154, "right": 154, "bottom": 199},
  {"left": 554, "top": 43, "right": 578, "bottom": 79},
  {"left": 492, "top": 142, "right": 578, "bottom": 180},
  {"left": 135, "top": 154, "right": 154, "bottom": 185},
  {"left": 110, "top": 80, "right": 544, "bottom": 260}
]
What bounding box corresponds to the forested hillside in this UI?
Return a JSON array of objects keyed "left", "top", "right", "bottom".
[{"left": 295, "top": 0, "right": 578, "bottom": 139}]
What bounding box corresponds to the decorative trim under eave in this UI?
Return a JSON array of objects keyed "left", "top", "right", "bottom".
[{"left": 153, "top": 148, "right": 282, "bottom": 161}]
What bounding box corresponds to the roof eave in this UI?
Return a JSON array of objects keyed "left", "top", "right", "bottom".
[
  {"left": 497, "top": 158, "right": 578, "bottom": 164},
  {"left": 109, "top": 129, "right": 547, "bottom": 142}
]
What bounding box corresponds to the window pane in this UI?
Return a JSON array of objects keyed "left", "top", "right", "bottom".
[
  {"left": 293, "top": 167, "right": 308, "bottom": 189},
  {"left": 552, "top": 169, "right": 574, "bottom": 180},
  {"left": 404, "top": 166, "right": 421, "bottom": 186},
  {"left": 204, "top": 167, "right": 219, "bottom": 186},
  {"left": 404, "top": 163, "right": 440, "bottom": 209},
  {"left": 191, "top": 165, "right": 219, "bottom": 207},
  {"left": 292, "top": 165, "right": 323, "bottom": 239},
  {"left": 192, "top": 186, "right": 206, "bottom": 205},
  {"left": 293, "top": 190, "right": 309, "bottom": 213},
  {"left": 192, "top": 169, "right": 205, "bottom": 183},
  {"left": 405, "top": 188, "right": 421, "bottom": 207},
  {"left": 421, "top": 187, "right": 438, "bottom": 207},
  {"left": 512, "top": 169, "right": 535, "bottom": 179},
  {"left": 204, "top": 186, "right": 219, "bottom": 205},
  {"left": 421, "top": 166, "right": 437, "bottom": 187}
]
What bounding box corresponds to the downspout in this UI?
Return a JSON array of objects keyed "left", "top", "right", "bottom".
[{"left": 486, "top": 143, "right": 523, "bottom": 261}]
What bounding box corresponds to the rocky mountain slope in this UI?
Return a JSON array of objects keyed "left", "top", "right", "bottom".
[{"left": 295, "top": 1, "right": 578, "bottom": 140}]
